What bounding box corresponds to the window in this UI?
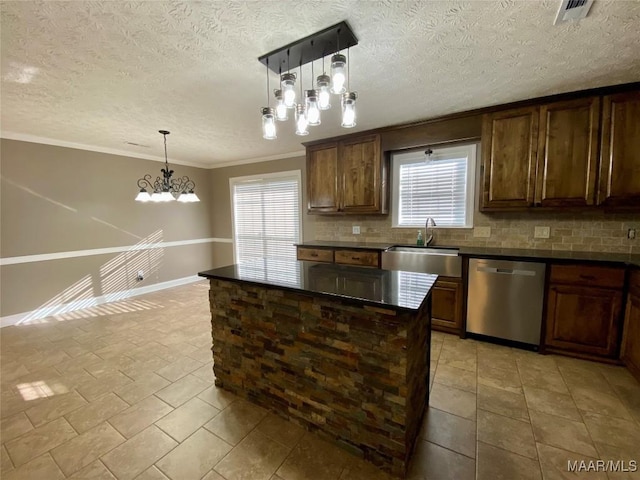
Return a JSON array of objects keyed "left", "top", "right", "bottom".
[
  {"left": 230, "top": 171, "right": 302, "bottom": 284},
  {"left": 392, "top": 144, "right": 476, "bottom": 228}
]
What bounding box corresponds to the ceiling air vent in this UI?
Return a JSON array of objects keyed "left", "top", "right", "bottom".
[{"left": 554, "top": 0, "right": 594, "bottom": 24}]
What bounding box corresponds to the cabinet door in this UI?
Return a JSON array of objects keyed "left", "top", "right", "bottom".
[
  {"left": 481, "top": 107, "right": 538, "bottom": 210},
  {"left": 545, "top": 284, "right": 622, "bottom": 358},
  {"left": 307, "top": 143, "right": 340, "bottom": 213},
  {"left": 622, "top": 270, "right": 640, "bottom": 381},
  {"left": 598, "top": 91, "right": 640, "bottom": 207},
  {"left": 536, "top": 97, "right": 600, "bottom": 207},
  {"left": 431, "top": 278, "right": 463, "bottom": 334},
  {"left": 622, "top": 293, "right": 640, "bottom": 382},
  {"left": 339, "top": 134, "right": 381, "bottom": 213}
]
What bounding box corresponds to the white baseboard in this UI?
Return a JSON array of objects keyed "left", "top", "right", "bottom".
[{"left": 0, "top": 275, "right": 204, "bottom": 328}]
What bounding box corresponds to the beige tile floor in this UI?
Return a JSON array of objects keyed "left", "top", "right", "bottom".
[{"left": 1, "top": 281, "right": 639, "bottom": 479}]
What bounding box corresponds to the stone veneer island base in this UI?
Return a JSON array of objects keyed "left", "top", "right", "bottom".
[{"left": 199, "top": 261, "right": 436, "bottom": 478}]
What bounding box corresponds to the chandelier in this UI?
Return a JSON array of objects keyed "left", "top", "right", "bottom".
[
  {"left": 135, "top": 130, "right": 200, "bottom": 203},
  {"left": 258, "top": 21, "right": 359, "bottom": 139}
]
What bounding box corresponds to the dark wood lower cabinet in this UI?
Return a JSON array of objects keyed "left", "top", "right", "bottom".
[
  {"left": 544, "top": 284, "right": 623, "bottom": 359},
  {"left": 431, "top": 277, "right": 463, "bottom": 335},
  {"left": 622, "top": 270, "right": 640, "bottom": 381}
]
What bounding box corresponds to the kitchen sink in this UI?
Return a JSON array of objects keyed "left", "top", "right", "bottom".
[{"left": 382, "top": 245, "right": 462, "bottom": 277}]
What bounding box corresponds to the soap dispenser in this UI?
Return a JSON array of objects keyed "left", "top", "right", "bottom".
[{"left": 417, "top": 230, "right": 424, "bottom": 246}]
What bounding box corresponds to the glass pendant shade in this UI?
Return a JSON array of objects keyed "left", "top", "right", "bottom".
[
  {"left": 261, "top": 107, "right": 277, "bottom": 140},
  {"left": 177, "top": 191, "right": 199, "bottom": 203},
  {"left": 330, "top": 54, "right": 347, "bottom": 94},
  {"left": 295, "top": 104, "right": 309, "bottom": 136},
  {"left": 160, "top": 191, "right": 175, "bottom": 202},
  {"left": 186, "top": 191, "right": 200, "bottom": 202},
  {"left": 305, "top": 90, "right": 321, "bottom": 126},
  {"left": 135, "top": 189, "right": 151, "bottom": 202},
  {"left": 316, "top": 74, "right": 331, "bottom": 110},
  {"left": 274, "top": 90, "right": 288, "bottom": 121},
  {"left": 150, "top": 192, "right": 162, "bottom": 202},
  {"left": 341, "top": 92, "right": 357, "bottom": 128},
  {"left": 280, "top": 73, "right": 297, "bottom": 108}
]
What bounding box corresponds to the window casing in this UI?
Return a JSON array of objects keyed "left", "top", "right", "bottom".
[
  {"left": 230, "top": 170, "right": 302, "bottom": 285},
  {"left": 391, "top": 144, "right": 476, "bottom": 228}
]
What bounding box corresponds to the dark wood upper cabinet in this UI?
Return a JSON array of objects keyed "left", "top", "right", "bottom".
[
  {"left": 306, "top": 134, "right": 388, "bottom": 214},
  {"left": 535, "top": 97, "right": 600, "bottom": 207},
  {"left": 481, "top": 107, "right": 539, "bottom": 210},
  {"left": 481, "top": 89, "right": 640, "bottom": 211},
  {"left": 598, "top": 91, "right": 640, "bottom": 207},
  {"left": 340, "top": 135, "right": 381, "bottom": 213},
  {"left": 306, "top": 142, "right": 339, "bottom": 213}
]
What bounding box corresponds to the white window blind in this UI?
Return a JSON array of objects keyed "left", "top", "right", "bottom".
[
  {"left": 392, "top": 144, "right": 476, "bottom": 228},
  {"left": 231, "top": 171, "right": 301, "bottom": 285}
]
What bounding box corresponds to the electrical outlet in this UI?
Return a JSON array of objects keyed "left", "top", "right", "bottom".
[
  {"left": 534, "top": 226, "right": 550, "bottom": 239},
  {"left": 473, "top": 226, "right": 491, "bottom": 238},
  {"left": 137, "top": 270, "right": 144, "bottom": 281},
  {"left": 629, "top": 228, "right": 636, "bottom": 240},
  {"left": 352, "top": 226, "right": 360, "bottom": 235}
]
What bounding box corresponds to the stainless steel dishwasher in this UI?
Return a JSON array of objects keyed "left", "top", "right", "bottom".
[{"left": 466, "top": 258, "right": 546, "bottom": 348}]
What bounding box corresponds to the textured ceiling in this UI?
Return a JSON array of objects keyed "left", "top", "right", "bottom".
[{"left": 1, "top": 0, "right": 639, "bottom": 168}]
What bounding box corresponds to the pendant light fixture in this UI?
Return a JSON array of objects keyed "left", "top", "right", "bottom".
[
  {"left": 316, "top": 55, "right": 331, "bottom": 110},
  {"left": 295, "top": 63, "right": 309, "bottom": 136},
  {"left": 341, "top": 92, "right": 357, "bottom": 128},
  {"left": 280, "top": 50, "right": 296, "bottom": 108},
  {"left": 330, "top": 53, "right": 347, "bottom": 94},
  {"left": 305, "top": 57, "right": 321, "bottom": 126},
  {"left": 135, "top": 131, "right": 200, "bottom": 203},
  {"left": 257, "top": 21, "right": 359, "bottom": 139},
  {"left": 341, "top": 47, "right": 357, "bottom": 128},
  {"left": 261, "top": 60, "right": 277, "bottom": 140},
  {"left": 274, "top": 89, "right": 288, "bottom": 121}
]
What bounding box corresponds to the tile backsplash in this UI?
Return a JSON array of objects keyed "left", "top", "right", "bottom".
[{"left": 313, "top": 210, "right": 640, "bottom": 254}]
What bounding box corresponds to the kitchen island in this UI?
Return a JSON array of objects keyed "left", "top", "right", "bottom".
[{"left": 199, "top": 260, "right": 437, "bottom": 477}]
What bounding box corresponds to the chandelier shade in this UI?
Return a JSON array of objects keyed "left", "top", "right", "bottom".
[{"left": 135, "top": 130, "right": 200, "bottom": 203}]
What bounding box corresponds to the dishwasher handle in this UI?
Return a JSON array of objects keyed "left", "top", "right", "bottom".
[{"left": 476, "top": 266, "right": 537, "bottom": 277}]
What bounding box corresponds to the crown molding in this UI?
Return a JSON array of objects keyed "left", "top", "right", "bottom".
[
  {"left": 209, "top": 149, "right": 306, "bottom": 169},
  {"left": 0, "top": 131, "right": 210, "bottom": 168}
]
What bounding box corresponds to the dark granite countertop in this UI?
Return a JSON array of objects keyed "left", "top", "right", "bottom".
[
  {"left": 295, "top": 240, "right": 640, "bottom": 267},
  {"left": 295, "top": 240, "right": 394, "bottom": 251},
  {"left": 458, "top": 246, "right": 640, "bottom": 267},
  {"left": 199, "top": 260, "right": 437, "bottom": 312}
]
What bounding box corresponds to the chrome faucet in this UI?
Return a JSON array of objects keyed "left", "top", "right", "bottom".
[{"left": 425, "top": 217, "right": 436, "bottom": 246}]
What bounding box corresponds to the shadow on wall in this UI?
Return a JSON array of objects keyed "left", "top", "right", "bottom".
[{"left": 17, "top": 229, "right": 166, "bottom": 325}]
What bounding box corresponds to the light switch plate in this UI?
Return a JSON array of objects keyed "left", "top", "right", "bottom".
[
  {"left": 473, "top": 226, "right": 491, "bottom": 238},
  {"left": 352, "top": 226, "right": 360, "bottom": 235},
  {"left": 534, "top": 226, "right": 550, "bottom": 239}
]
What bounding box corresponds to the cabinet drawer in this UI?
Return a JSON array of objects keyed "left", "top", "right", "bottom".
[
  {"left": 334, "top": 250, "right": 380, "bottom": 267},
  {"left": 550, "top": 264, "right": 625, "bottom": 289},
  {"left": 297, "top": 248, "right": 334, "bottom": 263},
  {"left": 630, "top": 269, "right": 640, "bottom": 298}
]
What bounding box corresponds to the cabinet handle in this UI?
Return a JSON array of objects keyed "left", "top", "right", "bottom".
[
  {"left": 579, "top": 274, "right": 596, "bottom": 281},
  {"left": 351, "top": 256, "right": 360, "bottom": 261},
  {"left": 310, "top": 253, "right": 318, "bottom": 257}
]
